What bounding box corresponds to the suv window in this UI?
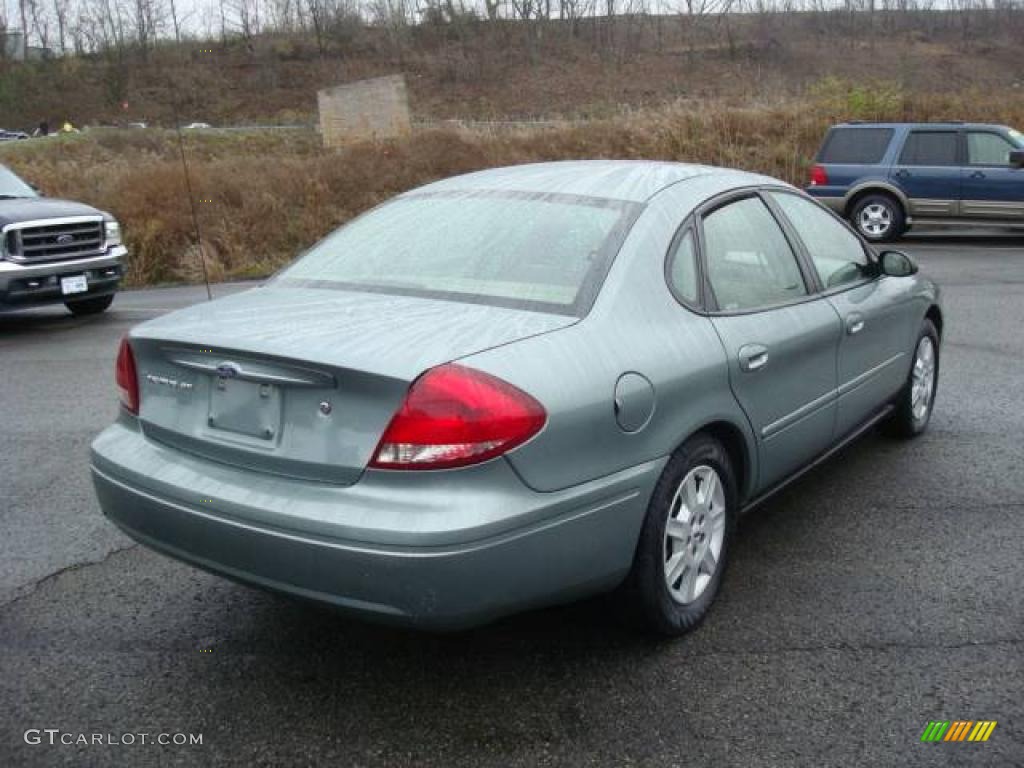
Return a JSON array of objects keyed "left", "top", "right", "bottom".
[
  {"left": 967, "top": 132, "right": 1016, "bottom": 166},
  {"left": 898, "top": 131, "right": 959, "bottom": 166},
  {"left": 702, "top": 197, "right": 808, "bottom": 312},
  {"left": 770, "top": 192, "right": 871, "bottom": 290},
  {"left": 667, "top": 228, "right": 700, "bottom": 305},
  {"left": 818, "top": 127, "right": 893, "bottom": 164}
]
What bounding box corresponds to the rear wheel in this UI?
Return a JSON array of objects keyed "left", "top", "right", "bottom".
[
  {"left": 889, "top": 319, "right": 939, "bottom": 438},
  {"left": 66, "top": 294, "right": 114, "bottom": 316},
  {"left": 629, "top": 434, "right": 737, "bottom": 636},
  {"left": 851, "top": 193, "right": 905, "bottom": 243}
]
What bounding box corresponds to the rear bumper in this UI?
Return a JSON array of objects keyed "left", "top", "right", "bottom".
[
  {"left": 0, "top": 246, "right": 126, "bottom": 310},
  {"left": 91, "top": 417, "right": 662, "bottom": 630}
]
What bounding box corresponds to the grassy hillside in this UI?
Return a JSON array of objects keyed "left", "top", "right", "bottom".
[
  {"left": 2, "top": 85, "right": 1021, "bottom": 288},
  {"left": 1, "top": 11, "right": 1022, "bottom": 129}
]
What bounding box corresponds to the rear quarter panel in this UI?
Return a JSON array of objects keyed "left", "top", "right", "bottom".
[{"left": 461, "top": 174, "right": 760, "bottom": 495}]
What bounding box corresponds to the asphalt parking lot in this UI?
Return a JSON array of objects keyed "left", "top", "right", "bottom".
[{"left": 2, "top": 236, "right": 1022, "bottom": 767}]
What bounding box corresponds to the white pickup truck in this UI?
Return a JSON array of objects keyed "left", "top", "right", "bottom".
[{"left": 0, "top": 163, "right": 126, "bottom": 315}]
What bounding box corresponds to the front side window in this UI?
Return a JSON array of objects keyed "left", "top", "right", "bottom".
[
  {"left": 898, "top": 131, "right": 959, "bottom": 166},
  {"left": 967, "top": 132, "right": 1016, "bottom": 166},
  {"left": 702, "top": 197, "right": 807, "bottom": 312},
  {"left": 278, "top": 191, "right": 640, "bottom": 316},
  {"left": 770, "top": 192, "right": 871, "bottom": 289}
]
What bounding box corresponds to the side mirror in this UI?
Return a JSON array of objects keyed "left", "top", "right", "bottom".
[
  {"left": 1010, "top": 149, "right": 1024, "bottom": 169},
  {"left": 878, "top": 250, "right": 918, "bottom": 277}
]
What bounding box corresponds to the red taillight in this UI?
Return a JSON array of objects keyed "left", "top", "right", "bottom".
[
  {"left": 809, "top": 164, "right": 829, "bottom": 187},
  {"left": 370, "top": 364, "right": 546, "bottom": 470},
  {"left": 115, "top": 337, "right": 140, "bottom": 415}
]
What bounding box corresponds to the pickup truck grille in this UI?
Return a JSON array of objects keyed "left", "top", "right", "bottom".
[{"left": 4, "top": 218, "right": 105, "bottom": 263}]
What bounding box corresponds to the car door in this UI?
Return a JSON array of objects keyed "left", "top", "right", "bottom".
[
  {"left": 768, "top": 191, "right": 915, "bottom": 438},
  {"left": 698, "top": 193, "right": 842, "bottom": 492},
  {"left": 960, "top": 130, "right": 1024, "bottom": 221},
  {"left": 889, "top": 129, "right": 962, "bottom": 218}
]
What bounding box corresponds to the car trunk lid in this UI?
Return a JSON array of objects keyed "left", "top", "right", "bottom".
[{"left": 129, "top": 285, "right": 576, "bottom": 485}]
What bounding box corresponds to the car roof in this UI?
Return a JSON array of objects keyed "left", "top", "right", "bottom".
[
  {"left": 409, "top": 160, "right": 775, "bottom": 204},
  {"left": 833, "top": 121, "right": 1009, "bottom": 130}
]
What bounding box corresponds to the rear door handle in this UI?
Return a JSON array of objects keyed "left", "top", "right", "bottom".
[
  {"left": 970, "top": 170, "right": 986, "bottom": 179},
  {"left": 738, "top": 344, "right": 769, "bottom": 372},
  {"left": 846, "top": 313, "right": 865, "bottom": 335}
]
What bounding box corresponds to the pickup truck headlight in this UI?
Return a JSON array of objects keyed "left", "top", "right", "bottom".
[{"left": 105, "top": 220, "right": 122, "bottom": 247}]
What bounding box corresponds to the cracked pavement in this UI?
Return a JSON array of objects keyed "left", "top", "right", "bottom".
[{"left": 2, "top": 238, "right": 1022, "bottom": 766}]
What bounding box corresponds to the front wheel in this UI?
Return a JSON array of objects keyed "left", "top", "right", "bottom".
[
  {"left": 889, "top": 319, "right": 939, "bottom": 438},
  {"left": 851, "top": 194, "right": 905, "bottom": 243},
  {"left": 628, "top": 434, "right": 737, "bottom": 636},
  {"left": 66, "top": 294, "right": 114, "bottom": 316}
]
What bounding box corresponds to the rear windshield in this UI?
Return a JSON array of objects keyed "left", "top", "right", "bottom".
[
  {"left": 277, "top": 190, "right": 641, "bottom": 316},
  {"left": 0, "top": 165, "right": 38, "bottom": 198},
  {"left": 818, "top": 127, "right": 894, "bottom": 164}
]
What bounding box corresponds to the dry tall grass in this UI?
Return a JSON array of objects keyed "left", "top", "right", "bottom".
[{"left": 2, "top": 89, "right": 1022, "bottom": 287}]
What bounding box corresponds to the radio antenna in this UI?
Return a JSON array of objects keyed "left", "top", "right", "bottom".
[{"left": 169, "top": 93, "right": 212, "bottom": 301}]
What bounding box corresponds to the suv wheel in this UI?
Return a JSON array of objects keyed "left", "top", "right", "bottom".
[
  {"left": 66, "top": 294, "right": 114, "bottom": 316},
  {"left": 851, "top": 194, "right": 905, "bottom": 243}
]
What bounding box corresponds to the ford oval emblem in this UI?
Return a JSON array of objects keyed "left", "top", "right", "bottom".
[
  {"left": 215, "top": 362, "right": 241, "bottom": 379},
  {"left": 56, "top": 233, "right": 75, "bottom": 245}
]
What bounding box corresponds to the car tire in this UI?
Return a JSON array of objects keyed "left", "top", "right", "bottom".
[
  {"left": 66, "top": 294, "right": 114, "bottom": 316},
  {"left": 851, "top": 194, "right": 905, "bottom": 243},
  {"left": 889, "top": 319, "right": 940, "bottom": 438},
  {"left": 628, "top": 433, "right": 738, "bottom": 636}
]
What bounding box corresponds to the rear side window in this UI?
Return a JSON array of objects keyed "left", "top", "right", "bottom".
[
  {"left": 667, "top": 229, "right": 700, "bottom": 306},
  {"left": 898, "top": 131, "right": 959, "bottom": 166},
  {"left": 818, "top": 128, "right": 894, "bottom": 164}
]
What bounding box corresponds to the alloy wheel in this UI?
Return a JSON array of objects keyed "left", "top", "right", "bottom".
[
  {"left": 663, "top": 465, "right": 726, "bottom": 604},
  {"left": 911, "top": 336, "right": 936, "bottom": 422},
  {"left": 859, "top": 203, "right": 892, "bottom": 237}
]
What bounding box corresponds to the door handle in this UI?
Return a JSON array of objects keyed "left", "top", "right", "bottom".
[
  {"left": 893, "top": 169, "right": 910, "bottom": 179},
  {"left": 846, "top": 314, "right": 865, "bottom": 335},
  {"left": 970, "top": 170, "right": 986, "bottom": 179},
  {"left": 738, "top": 344, "right": 769, "bottom": 372}
]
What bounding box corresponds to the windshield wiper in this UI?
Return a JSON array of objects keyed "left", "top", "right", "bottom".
[{"left": 0, "top": 194, "right": 27, "bottom": 199}]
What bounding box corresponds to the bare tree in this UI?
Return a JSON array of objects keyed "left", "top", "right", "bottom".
[
  {"left": 168, "top": 0, "right": 184, "bottom": 43},
  {"left": 368, "top": 0, "right": 414, "bottom": 63},
  {"left": 51, "top": 0, "right": 72, "bottom": 51},
  {"left": 18, "top": 0, "right": 30, "bottom": 43},
  {"left": 230, "top": 0, "right": 262, "bottom": 42}
]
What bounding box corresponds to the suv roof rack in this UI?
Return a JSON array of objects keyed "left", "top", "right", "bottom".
[{"left": 842, "top": 120, "right": 966, "bottom": 125}]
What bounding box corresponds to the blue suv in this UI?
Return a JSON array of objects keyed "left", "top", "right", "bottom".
[{"left": 806, "top": 122, "right": 1024, "bottom": 242}]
